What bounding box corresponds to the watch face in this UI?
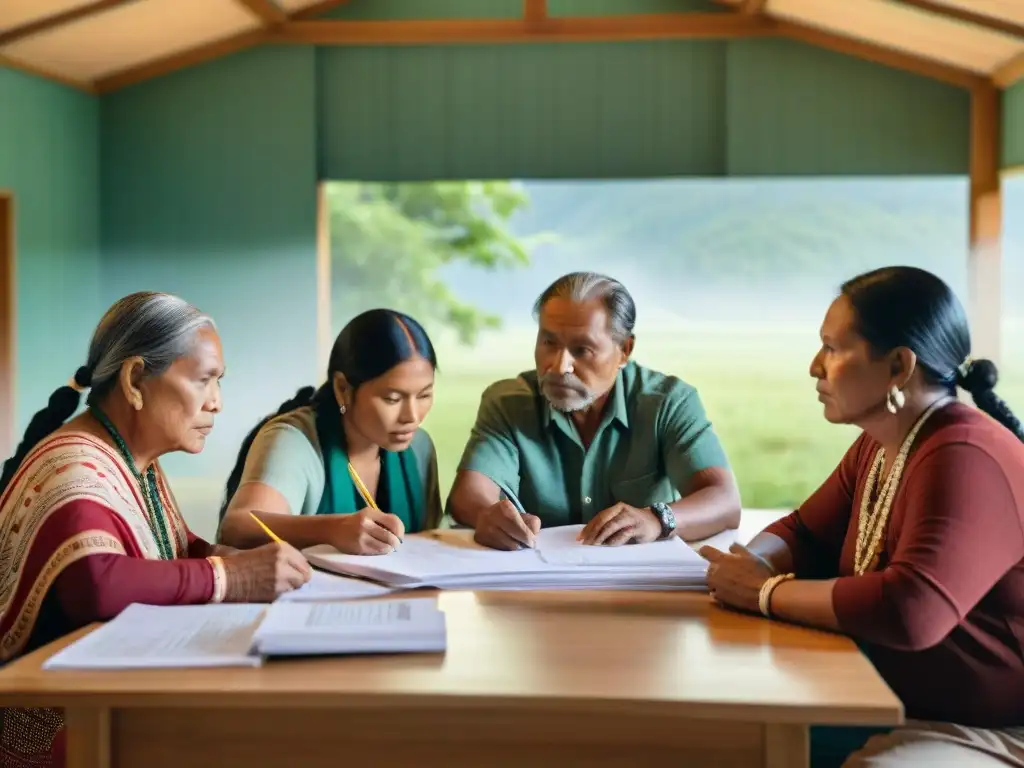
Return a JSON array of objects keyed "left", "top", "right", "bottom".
[{"left": 654, "top": 503, "right": 675, "bottom": 532}]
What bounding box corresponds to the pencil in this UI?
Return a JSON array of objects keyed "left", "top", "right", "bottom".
[
  {"left": 249, "top": 512, "right": 283, "bottom": 544},
  {"left": 347, "top": 462, "right": 380, "bottom": 511}
]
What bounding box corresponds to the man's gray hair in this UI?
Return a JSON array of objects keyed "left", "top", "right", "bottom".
[
  {"left": 533, "top": 272, "right": 637, "bottom": 344},
  {"left": 86, "top": 292, "right": 216, "bottom": 403}
]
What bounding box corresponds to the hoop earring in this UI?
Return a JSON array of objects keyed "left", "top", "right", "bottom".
[{"left": 886, "top": 386, "right": 905, "bottom": 414}]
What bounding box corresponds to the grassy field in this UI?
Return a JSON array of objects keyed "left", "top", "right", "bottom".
[{"left": 172, "top": 322, "right": 1024, "bottom": 541}]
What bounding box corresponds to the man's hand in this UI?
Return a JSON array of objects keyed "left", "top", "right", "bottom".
[
  {"left": 473, "top": 500, "right": 541, "bottom": 551},
  {"left": 579, "top": 503, "right": 662, "bottom": 546}
]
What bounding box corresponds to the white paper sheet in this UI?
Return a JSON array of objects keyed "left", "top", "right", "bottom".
[
  {"left": 276, "top": 570, "right": 397, "bottom": 603},
  {"left": 44, "top": 604, "right": 265, "bottom": 670},
  {"left": 534, "top": 524, "right": 707, "bottom": 568}
]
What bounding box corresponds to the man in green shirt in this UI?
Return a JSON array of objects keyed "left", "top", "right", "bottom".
[{"left": 447, "top": 271, "right": 741, "bottom": 551}]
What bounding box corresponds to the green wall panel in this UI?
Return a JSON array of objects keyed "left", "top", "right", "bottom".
[
  {"left": 320, "top": 0, "right": 720, "bottom": 19},
  {"left": 726, "top": 39, "right": 969, "bottom": 176},
  {"left": 549, "top": 0, "right": 723, "bottom": 15},
  {"left": 319, "top": 41, "right": 727, "bottom": 180},
  {"left": 319, "top": 37, "right": 968, "bottom": 181},
  {"left": 324, "top": 0, "right": 522, "bottom": 20},
  {"left": 1004, "top": 81, "right": 1024, "bottom": 169},
  {"left": 100, "top": 46, "right": 320, "bottom": 479},
  {"left": 0, "top": 67, "right": 99, "bottom": 433}
]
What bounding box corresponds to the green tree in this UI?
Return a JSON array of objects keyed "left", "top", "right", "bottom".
[{"left": 327, "top": 181, "right": 535, "bottom": 344}]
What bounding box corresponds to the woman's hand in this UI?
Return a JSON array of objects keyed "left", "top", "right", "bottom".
[
  {"left": 327, "top": 508, "right": 406, "bottom": 555},
  {"left": 699, "top": 542, "right": 776, "bottom": 615},
  {"left": 221, "top": 541, "right": 311, "bottom": 602}
]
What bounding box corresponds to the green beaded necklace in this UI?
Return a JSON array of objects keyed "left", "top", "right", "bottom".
[{"left": 90, "top": 405, "right": 175, "bottom": 561}]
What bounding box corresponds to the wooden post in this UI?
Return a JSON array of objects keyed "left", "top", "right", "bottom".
[{"left": 968, "top": 84, "right": 1003, "bottom": 365}]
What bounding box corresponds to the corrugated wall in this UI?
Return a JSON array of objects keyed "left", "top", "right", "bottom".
[
  {"left": 315, "top": 0, "right": 969, "bottom": 180},
  {"left": 1004, "top": 81, "right": 1024, "bottom": 169}
]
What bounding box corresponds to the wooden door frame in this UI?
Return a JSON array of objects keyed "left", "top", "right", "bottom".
[{"left": 0, "top": 192, "right": 14, "bottom": 458}]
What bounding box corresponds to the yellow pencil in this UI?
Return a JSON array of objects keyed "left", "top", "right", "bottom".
[
  {"left": 348, "top": 462, "right": 380, "bottom": 511},
  {"left": 249, "top": 512, "right": 283, "bottom": 543}
]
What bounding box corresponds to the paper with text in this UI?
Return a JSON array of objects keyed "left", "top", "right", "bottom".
[
  {"left": 254, "top": 597, "right": 447, "bottom": 655},
  {"left": 43, "top": 604, "right": 265, "bottom": 670}
]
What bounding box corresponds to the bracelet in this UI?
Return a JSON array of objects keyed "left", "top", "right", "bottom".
[
  {"left": 758, "top": 572, "right": 795, "bottom": 618},
  {"left": 207, "top": 556, "right": 228, "bottom": 603}
]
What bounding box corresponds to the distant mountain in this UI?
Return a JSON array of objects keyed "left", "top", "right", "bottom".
[{"left": 441, "top": 177, "right": 1024, "bottom": 325}]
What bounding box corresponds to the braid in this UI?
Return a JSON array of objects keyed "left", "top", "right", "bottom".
[
  {"left": 972, "top": 389, "right": 1024, "bottom": 442},
  {"left": 958, "top": 358, "right": 1024, "bottom": 442},
  {"left": 218, "top": 386, "right": 317, "bottom": 520},
  {"left": 0, "top": 367, "right": 92, "bottom": 497}
]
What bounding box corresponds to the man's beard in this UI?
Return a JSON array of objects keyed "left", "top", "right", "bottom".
[{"left": 539, "top": 372, "right": 596, "bottom": 413}]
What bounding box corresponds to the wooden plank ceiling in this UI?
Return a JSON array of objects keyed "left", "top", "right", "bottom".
[{"left": 0, "top": 0, "right": 1023, "bottom": 94}]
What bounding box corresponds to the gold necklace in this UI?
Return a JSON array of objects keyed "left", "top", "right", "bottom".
[{"left": 854, "top": 398, "right": 949, "bottom": 575}]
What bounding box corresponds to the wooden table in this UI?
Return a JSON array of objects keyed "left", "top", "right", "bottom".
[{"left": 0, "top": 588, "right": 902, "bottom": 768}]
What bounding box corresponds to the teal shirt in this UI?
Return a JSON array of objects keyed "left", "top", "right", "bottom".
[
  {"left": 454, "top": 361, "right": 731, "bottom": 526},
  {"left": 239, "top": 406, "right": 444, "bottom": 530}
]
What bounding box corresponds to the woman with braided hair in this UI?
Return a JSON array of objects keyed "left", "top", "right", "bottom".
[
  {"left": 0, "top": 292, "right": 310, "bottom": 767},
  {"left": 703, "top": 266, "right": 1024, "bottom": 767}
]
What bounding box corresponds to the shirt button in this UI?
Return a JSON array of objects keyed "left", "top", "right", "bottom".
[{"left": 583, "top": 496, "right": 592, "bottom": 504}]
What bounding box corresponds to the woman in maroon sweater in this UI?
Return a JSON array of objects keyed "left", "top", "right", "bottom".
[
  {"left": 703, "top": 267, "right": 1024, "bottom": 767},
  {"left": 0, "top": 292, "right": 311, "bottom": 767}
]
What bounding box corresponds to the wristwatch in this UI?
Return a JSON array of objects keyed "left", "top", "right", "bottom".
[{"left": 648, "top": 502, "right": 677, "bottom": 540}]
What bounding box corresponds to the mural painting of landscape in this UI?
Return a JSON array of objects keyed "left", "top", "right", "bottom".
[{"left": 320, "top": 177, "right": 1024, "bottom": 515}]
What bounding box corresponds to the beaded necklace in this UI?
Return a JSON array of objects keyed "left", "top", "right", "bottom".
[
  {"left": 854, "top": 397, "right": 950, "bottom": 575},
  {"left": 90, "top": 405, "right": 175, "bottom": 561}
]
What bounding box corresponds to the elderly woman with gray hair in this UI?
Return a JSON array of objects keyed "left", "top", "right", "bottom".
[{"left": 0, "top": 292, "right": 310, "bottom": 767}]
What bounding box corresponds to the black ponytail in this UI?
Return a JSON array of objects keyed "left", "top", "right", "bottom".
[
  {"left": 0, "top": 366, "right": 91, "bottom": 498},
  {"left": 841, "top": 267, "right": 1024, "bottom": 444},
  {"left": 218, "top": 385, "right": 320, "bottom": 520},
  {"left": 957, "top": 358, "right": 1024, "bottom": 442}
]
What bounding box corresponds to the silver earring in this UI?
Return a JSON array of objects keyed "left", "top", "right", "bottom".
[{"left": 339, "top": 404, "right": 346, "bottom": 415}]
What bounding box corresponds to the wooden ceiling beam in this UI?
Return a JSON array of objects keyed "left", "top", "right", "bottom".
[
  {"left": 893, "top": 1, "right": 1024, "bottom": 39},
  {"left": 777, "top": 21, "right": 986, "bottom": 90},
  {"left": 524, "top": 0, "right": 547, "bottom": 27},
  {"left": 93, "top": 28, "right": 268, "bottom": 94},
  {"left": 739, "top": 0, "right": 768, "bottom": 15},
  {"left": 291, "top": 0, "right": 353, "bottom": 20},
  {"left": 993, "top": 50, "right": 1024, "bottom": 88},
  {"left": 0, "top": 0, "right": 135, "bottom": 47},
  {"left": 270, "top": 14, "right": 776, "bottom": 45},
  {"left": 234, "top": 0, "right": 288, "bottom": 26},
  {"left": 0, "top": 52, "right": 95, "bottom": 93}
]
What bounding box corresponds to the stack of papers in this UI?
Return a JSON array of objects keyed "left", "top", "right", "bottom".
[
  {"left": 255, "top": 599, "right": 445, "bottom": 656},
  {"left": 44, "top": 598, "right": 446, "bottom": 670},
  {"left": 276, "top": 570, "right": 398, "bottom": 603},
  {"left": 303, "top": 524, "right": 708, "bottom": 592}
]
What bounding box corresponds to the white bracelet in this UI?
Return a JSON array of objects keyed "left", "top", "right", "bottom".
[{"left": 206, "top": 556, "right": 227, "bottom": 603}]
